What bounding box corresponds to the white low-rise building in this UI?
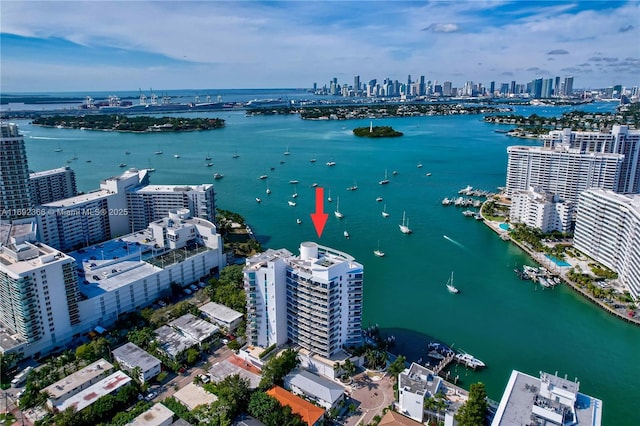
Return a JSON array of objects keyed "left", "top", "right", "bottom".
[
  {"left": 199, "top": 302, "right": 243, "bottom": 332},
  {"left": 113, "top": 342, "right": 161, "bottom": 383},
  {"left": 169, "top": 313, "right": 219, "bottom": 344},
  {"left": 128, "top": 403, "right": 174, "bottom": 426},
  {"left": 492, "top": 370, "right": 602, "bottom": 426},
  {"left": 284, "top": 369, "right": 344, "bottom": 411},
  {"left": 43, "top": 359, "right": 113, "bottom": 409},
  {"left": 510, "top": 187, "right": 574, "bottom": 233},
  {"left": 398, "top": 362, "right": 444, "bottom": 423},
  {"left": 57, "top": 370, "right": 132, "bottom": 413}
]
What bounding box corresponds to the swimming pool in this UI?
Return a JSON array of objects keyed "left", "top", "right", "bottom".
[
  {"left": 499, "top": 223, "right": 510, "bottom": 231},
  {"left": 545, "top": 254, "right": 571, "bottom": 267}
]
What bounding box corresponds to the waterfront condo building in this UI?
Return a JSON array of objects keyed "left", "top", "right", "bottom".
[
  {"left": 574, "top": 189, "right": 640, "bottom": 298},
  {"left": 492, "top": 370, "right": 602, "bottom": 425},
  {"left": 541, "top": 125, "right": 640, "bottom": 194},
  {"left": 506, "top": 146, "right": 623, "bottom": 203},
  {"left": 0, "top": 239, "right": 81, "bottom": 360},
  {"left": 509, "top": 187, "right": 575, "bottom": 233},
  {"left": 244, "top": 242, "right": 363, "bottom": 358},
  {"left": 29, "top": 166, "right": 78, "bottom": 206},
  {"left": 0, "top": 123, "right": 31, "bottom": 221}
]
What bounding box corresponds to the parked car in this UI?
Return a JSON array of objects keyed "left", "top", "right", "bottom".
[
  {"left": 145, "top": 391, "right": 157, "bottom": 401},
  {"left": 197, "top": 281, "right": 207, "bottom": 288},
  {"left": 189, "top": 284, "right": 198, "bottom": 291},
  {"left": 183, "top": 288, "right": 192, "bottom": 296}
]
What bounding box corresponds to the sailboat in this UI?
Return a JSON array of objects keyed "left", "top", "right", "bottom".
[
  {"left": 154, "top": 146, "right": 163, "bottom": 155},
  {"left": 266, "top": 182, "right": 271, "bottom": 195},
  {"left": 327, "top": 190, "right": 333, "bottom": 203},
  {"left": 374, "top": 241, "right": 385, "bottom": 257},
  {"left": 446, "top": 272, "right": 460, "bottom": 294},
  {"left": 335, "top": 197, "right": 344, "bottom": 218},
  {"left": 382, "top": 204, "right": 390, "bottom": 218},
  {"left": 379, "top": 169, "right": 390, "bottom": 185},
  {"left": 399, "top": 211, "right": 412, "bottom": 234},
  {"left": 284, "top": 146, "right": 291, "bottom": 155}
]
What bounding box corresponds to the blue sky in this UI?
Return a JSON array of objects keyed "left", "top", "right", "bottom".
[{"left": 1, "top": 1, "right": 638, "bottom": 92}]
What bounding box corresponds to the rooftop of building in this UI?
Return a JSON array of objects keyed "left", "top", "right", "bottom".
[
  {"left": 57, "top": 370, "right": 131, "bottom": 413},
  {"left": 112, "top": 342, "right": 161, "bottom": 371},
  {"left": 154, "top": 325, "right": 198, "bottom": 358},
  {"left": 0, "top": 220, "right": 35, "bottom": 246},
  {"left": 169, "top": 313, "right": 219, "bottom": 342},
  {"left": 29, "top": 166, "right": 73, "bottom": 178},
  {"left": 43, "top": 359, "right": 114, "bottom": 401},
  {"left": 134, "top": 183, "right": 213, "bottom": 193},
  {"left": 266, "top": 385, "right": 325, "bottom": 426},
  {"left": 208, "top": 356, "right": 261, "bottom": 389},
  {"left": 173, "top": 382, "right": 218, "bottom": 411},
  {"left": 285, "top": 369, "right": 344, "bottom": 405},
  {"left": 492, "top": 370, "right": 602, "bottom": 426},
  {"left": 378, "top": 410, "right": 424, "bottom": 426},
  {"left": 583, "top": 188, "right": 640, "bottom": 210},
  {"left": 244, "top": 248, "right": 293, "bottom": 270},
  {"left": 42, "top": 188, "right": 112, "bottom": 207},
  {"left": 199, "top": 301, "right": 243, "bottom": 323},
  {"left": 129, "top": 403, "right": 174, "bottom": 426},
  {"left": 399, "top": 362, "right": 442, "bottom": 397},
  {"left": 0, "top": 240, "right": 73, "bottom": 274},
  {"left": 507, "top": 145, "right": 625, "bottom": 158},
  {"left": 0, "top": 325, "right": 25, "bottom": 351}
]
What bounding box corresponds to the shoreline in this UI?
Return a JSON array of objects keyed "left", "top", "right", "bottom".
[{"left": 482, "top": 217, "right": 640, "bottom": 326}]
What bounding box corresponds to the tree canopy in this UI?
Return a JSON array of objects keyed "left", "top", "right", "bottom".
[{"left": 455, "top": 382, "right": 489, "bottom": 426}]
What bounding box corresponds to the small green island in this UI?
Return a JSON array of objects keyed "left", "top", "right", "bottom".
[
  {"left": 31, "top": 114, "right": 225, "bottom": 133},
  {"left": 353, "top": 125, "right": 403, "bottom": 138}
]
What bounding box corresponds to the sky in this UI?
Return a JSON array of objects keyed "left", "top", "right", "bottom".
[{"left": 1, "top": 1, "right": 639, "bottom": 93}]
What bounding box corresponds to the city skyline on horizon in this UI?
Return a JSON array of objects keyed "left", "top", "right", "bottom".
[{"left": 1, "top": 1, "right": 639, "bottom": 92}]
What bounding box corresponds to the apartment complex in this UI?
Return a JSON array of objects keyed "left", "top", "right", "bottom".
[
  {"left": 29, "top": 166, "right": 77, "bottom": 206},
  {"left": 492, "top": 370, "right": 602, "bottom": 426},
  {"left": 0, "top": 123, "right": 31, "bottom": 221},
  {"left": 0, "top": 240, "right": 80, "bottom": 360},
  {"left": 506, "top": 145, "right": 623, "bottom": 202},
  {"left": 574, "top": 189, "right": 640, "bottom": 298},
  {"left": 43, "top": 359, "right": 114, "bottom": 409},
  {"left": 542, "top": 125, "right": 640, "bottom": 194},
  {"left": 509, "top": 187, "right": 574, "bottom": 233},
  {"left": 244, "top": 242, "right": 363, "bottom": 358}
]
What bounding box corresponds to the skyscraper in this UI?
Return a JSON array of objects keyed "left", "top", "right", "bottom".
[
  {"left": 0, "top": 123, "right": 31, "bottom": 221},
  {"left": 563, "top": 76, "right": 574, "bottom": 97},
  {"left": 354, "top": 75, "right": 360, "bottom": 93},
  {"left": 244, "top": 242, "right": 363, "bottom": 358}
]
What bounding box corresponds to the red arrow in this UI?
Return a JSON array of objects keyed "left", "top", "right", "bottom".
[{"left": 310, "top": 187, "right": 329, "bottom": 238}]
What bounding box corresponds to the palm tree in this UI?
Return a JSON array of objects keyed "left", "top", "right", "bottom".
[{"left": 343, "top": 359, "right": 357, "bottom": 378}]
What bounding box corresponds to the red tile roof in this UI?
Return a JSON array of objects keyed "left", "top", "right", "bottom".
[{"left": 266, "top": 386, "right": 324, "bottom": 426}]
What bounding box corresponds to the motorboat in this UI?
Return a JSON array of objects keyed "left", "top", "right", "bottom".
[
  {"left": 255, "top": 198, "right": 261, "bottom": 203},
  {"left": 259, "top": 174, "right": 268, "bottom": 180},
  {"left": 288, "top": 200, "right": 297, "bottom": 206},
  {"left": 344, "top": 230, "right": 350, "bottom": 239},
  {"left": 455, "top": 352, "right": 485, "bottom": 368},
  {"left": 296, "top": 218, "right": 302, "bottom": 225},
  {"left": 119, "top": 163, "right": 127, "bottom": 168},
  {"left": 213, "top": 173, "right": 224, "bottom": 179},
  {"left": 174, "top": 154, "right": 180, "bottom": 158},
  {"left": 446, "top": 271, "right": 459, "bottom": 294},
  {"left": 376, "top": 197, "right": 383, "bottom": 202},
  {"left": 206, "top": 163, "right": 213, "bottom": 167},
  {"left": 289, "top": 180, "right": 299, "bottom": 184},
  {"left": 399, "top": 211, "right": 412, "bottom": 234},
  {"left": 326, "top": 161, "right": 336, "bottom": 166}
]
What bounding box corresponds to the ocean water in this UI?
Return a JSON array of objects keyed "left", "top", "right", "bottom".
[{"left": 14, "top": 100, "right": 638, "bottom": 424}]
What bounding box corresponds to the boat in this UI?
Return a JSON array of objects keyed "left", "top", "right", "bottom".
[
  {"left": 147, "top": 167, "right": 156, "bottom": 173},
  {"left": 427, "top": 350, "right": 445, "bottom": 360},
  {"left": 538, "top": 276, "right": 552, "bottom": 288},
  {"left": 125, "top": 151, "right": 131, "bottom": 155},
  {"left": 174, "top": 154, "right": 180, "bottom": 158},
  {"left": 379, "top": 169, "right": 390, "bottom": 185},
  {"left": 266, "top": 185, "right": 271, "bottom": 194},
  {"left": 213, "top": 173, "right": 224, "bottom": 179},
  {"left": 426, "top": 172, "right": 432, "bottom": 176},
  {"left": 256, "top": 198, "right": 261, "bottom": 203},
  {"left": 54, "top": 147, "right": 63, "bottom": 152},
  {"left": 327, "top": 190, "right": 333, "bottom": 203},
  {"left": 399, "top": 211, "right": 412, "bottom": 234},
  {"left": 376, "top": 197, "right": 383, "bottom": 202},
  {"left": 344, "top": 230, "right": 350, "bottom": 239},
  {"left": 374, "top": 241, "right": 385, "bottom": 257},
  {"left": 292, "top": 192, "right": 298, "bottom": 198},
  {"left": 382, "top": 204, "right": 390, "bottom": 218},
  {"left": 427, "top": 342, "right": 455, "bottom": 358},
  {"left": 296, "top": 218, "right": 302, "bottom": 225},
  {"left": 205, "top": 154, "right": 212, "bottom": 161},
  {"left": 119, "top": 163, "right": 127, "bottom": 168},
  {"left": 86, "top": 160, "right": 92, "bottom": 163},
  {"left": 259, "top": 174, "right": 268, "bottom": 180},
  {"left": 288, "top": 200, "right": 297, "bottom": 206},
  {"left": 417, "top": 162, "right": 423, "bottom": 168},
  {"left": 392, "top": 170, "right": 398, "bottom": 176},
  {"left": 284, "top": 146, "right": 290, "bottom": 155},
  {"left": 232, "top": 152, "right": 240, "bottom": 159},
  {"left": 289, "top": 180, "right": 299, "bottom": 184},
  {"left": 346, "top": 181, "right": 358, "bottom": 191},
  {"left": 446, "top": 271, "right": 459, "bottom": 294},
  {"left": 462, "top": 210, "right": 475, "bottom": 217},
  {"left": 474, "top": 213, "right": 483, "bottom": 220},
  {"left": 442, "top": 198, "right": 452, "bottom": 206},
  {"left": 154, "top": 150, "right": 163, "bottom": 155},
  {"left": 206, "top": 163, "right": 213, "bottom": 167},
  {"left": 311, "top": 183, "right": 318, "bottom": 187},
  {"left": 310, "top": 155, "right": 317, "bottom": 163},
  {"left": 334, "top": 197, "right": 344, "bottom": 218},
  {"left": 326, "top": 161, "right": 336, "bottom": 167},
  {"left": 454, "top": 352, "right": 485, "bottom": 368}
]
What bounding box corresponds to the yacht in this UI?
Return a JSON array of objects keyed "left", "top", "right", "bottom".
[
  {"left": 326, "top": 161, "right": 336, "bottom": 167},
  {"left": 442, "top": 197, "right": 452, "bottom": 206},
  {"left": 382, "top": 204, "right": 390, "bottom": 218},
  {"left": 373, "top": 241, "right": 385, "bottom": 257},
  {"left": 376, "top": 197, "right": 383, "bottom": 202},
  {"left": 379, "top": 169, "right": 390, "bottom": 185},
  {"left": 289, "top": 180, "right": 299, "bottom": 184},
  {"left": 446, "top": 271, "right": 459, "bottom": 294},
  {"left": 334, "top": 197, "right": 344, "bottom": 218},
  {"left": 399, "top": 211, "right": 412, "bottom": 234},
  {"left": 288, "top": 200, "right": 297, "bottom": 207},
  {"left": 454, "top": 351, "right": 485, "bottom": 368},
  {"left": 213, "top": 173, "right": 224, "bottom": 179}
]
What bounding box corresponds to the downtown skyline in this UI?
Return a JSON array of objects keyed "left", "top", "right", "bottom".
[{"left": 1, "top": 1, "right": 639, "bottom": 93}]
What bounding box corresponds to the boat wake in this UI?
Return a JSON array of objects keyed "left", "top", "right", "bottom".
[
  {"left": 443, "top": 235, "right": 468, "bottom": 251},
  {"left": 29, "top": 136, "right": 78, "bottom": 140}
]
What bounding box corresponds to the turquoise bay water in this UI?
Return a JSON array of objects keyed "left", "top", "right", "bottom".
[{"left": 16, "top": 104, "right": 639, "bottom": 424}]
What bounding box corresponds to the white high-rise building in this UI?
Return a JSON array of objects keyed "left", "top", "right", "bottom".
[
  {"left": 244, "top": 242, "right": 364, "bottom": 358},
  {"left": 0, "top": 240, "right": 80, "bottom": 359},
  {"left": 574, "top": 189, "right": 640, "bottom": 298},
  {"left": 506, "top": 145, "right": 623, "bottom": 203},
  {"left": 542, "top": 125, "right": 640, "bottom": 194},
  {"left": 0, "top": 123, "right": 31, "bottom": 221},
  {"left": 29, "top": 166, "right": 77, "bottom": 206},
  {"left": 510, "top": 187, "right": 575, "bottom": 233}
]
